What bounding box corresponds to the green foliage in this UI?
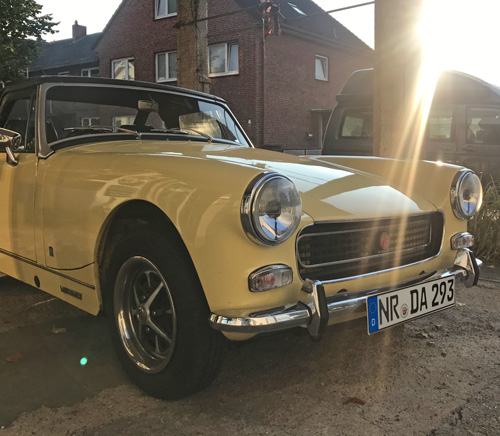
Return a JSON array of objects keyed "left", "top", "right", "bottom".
[
  {"left": 468, "top": 178, "right": 500, "bottom": 260},
  {"left": 0, "top": 0, "right": 57, "bottom": 83}
]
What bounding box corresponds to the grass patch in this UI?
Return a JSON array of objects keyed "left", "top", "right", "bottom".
[{"left": 468, "top": 179, "right": 500, "bottom": 261}]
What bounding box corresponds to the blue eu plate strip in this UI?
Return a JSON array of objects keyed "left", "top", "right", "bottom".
[{"left": 367, "top": 296, "right": 379, "bottom": 334}]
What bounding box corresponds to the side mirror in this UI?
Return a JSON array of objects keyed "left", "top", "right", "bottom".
[{"left": 0, "top": 128, "right": 21, "bottom": 166}]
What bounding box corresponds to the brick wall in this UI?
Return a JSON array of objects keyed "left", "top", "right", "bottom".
[
  {"left": 207, "top": 1, "right": 263, "bottom": 145},
  {"left": 264, "top": 32, "right": 371, "bottom": 150},
  {"left": 95, "top": 0, "right": 373, "bottom": 150},
  {"left": 96, "top": 0, "right": 178, "bottom": 81}
]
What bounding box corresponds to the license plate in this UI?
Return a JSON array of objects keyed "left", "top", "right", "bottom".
[{"left": 367, "top": 276, "right": 455, "bottom": 334}]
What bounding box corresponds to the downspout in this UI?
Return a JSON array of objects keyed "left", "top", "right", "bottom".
[{"left": 261, "top": 18, "right": 266, "bottom": 147}]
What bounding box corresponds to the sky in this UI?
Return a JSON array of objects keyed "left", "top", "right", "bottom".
[{"left": 38, "top": 0, "right": 500, "bottom": 86}]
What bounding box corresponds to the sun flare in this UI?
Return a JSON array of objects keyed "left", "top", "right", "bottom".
[{"left": 419, "top": 0, "right": 493, "bottom": 82}]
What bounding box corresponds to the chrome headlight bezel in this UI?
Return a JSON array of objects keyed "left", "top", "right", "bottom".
[
  {"left": 241, "top": 172, "right": 302, "bottom": 246},
  {"left": 450, "top": 169, "right": 483, "bottom": 220}
]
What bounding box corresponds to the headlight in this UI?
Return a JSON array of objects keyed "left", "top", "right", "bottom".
[
  {"left": 450, "top": 170, "right": 483, "bottom": 219},
  {"left": 241, "top": 173, "right": 302, "bottom": 245}
]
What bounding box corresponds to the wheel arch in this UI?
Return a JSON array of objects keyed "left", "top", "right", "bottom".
[{"left": 95, "top": 200, "right": 203, "bottom": 308}]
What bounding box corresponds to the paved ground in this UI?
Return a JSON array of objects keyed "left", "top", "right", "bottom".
[{"left": 0, "top": 268, "right": 499, "bottom": 435}]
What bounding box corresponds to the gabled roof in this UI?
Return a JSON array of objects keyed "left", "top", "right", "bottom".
[
  {"left": 97, "top": 0, "right": 371, "bottom": 54},
  {"left": 235, "top": 0, "right": 371, "bottom": 52},
  {"left": 30, "top": 33, "right": 101, "bottom": 72}
]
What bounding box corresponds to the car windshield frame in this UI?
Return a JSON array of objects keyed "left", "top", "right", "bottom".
[{"left": 37, "top": 82, "right": 252, "bottom": 158}]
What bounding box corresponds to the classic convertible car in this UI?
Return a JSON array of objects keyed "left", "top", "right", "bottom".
[{"left": 0, "top": 76, "right": 482, "bottom": 399}]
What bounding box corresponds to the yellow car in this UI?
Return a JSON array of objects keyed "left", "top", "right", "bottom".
[{"left": 0, "top": 77, "right": 483, "bottom": 399}]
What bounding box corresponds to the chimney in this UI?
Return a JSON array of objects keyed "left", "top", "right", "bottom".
[{"left": 72, "top": 20, "right": 87, "bottom": 41}]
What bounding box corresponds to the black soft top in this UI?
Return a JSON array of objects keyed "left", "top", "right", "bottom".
[{"left": 1, "top": 75, "right": 227, "bottom": 104}]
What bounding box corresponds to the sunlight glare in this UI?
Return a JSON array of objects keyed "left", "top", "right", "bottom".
[{"left": 419, "top": 1, "right": 489, "bottom": 79}]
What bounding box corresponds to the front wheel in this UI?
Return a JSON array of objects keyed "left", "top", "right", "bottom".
[
  {"left": 114, "top": 256, "right": 177, "bottom": 373},
  {"left": 103, "top": 223, "right": 225, "bottom": 399}
]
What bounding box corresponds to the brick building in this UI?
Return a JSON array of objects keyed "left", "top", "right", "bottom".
[{"left": 32, "top": 0, "right": 373, "bottom": 152}]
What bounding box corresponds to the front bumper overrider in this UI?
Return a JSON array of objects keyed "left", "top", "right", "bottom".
[{"left": 209, "top": 248, "right": 481, "bottom": 339}]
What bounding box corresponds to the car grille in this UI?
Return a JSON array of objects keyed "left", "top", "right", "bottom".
[{"left": 296, "top": 212, "right": 444, "bottom": 282}]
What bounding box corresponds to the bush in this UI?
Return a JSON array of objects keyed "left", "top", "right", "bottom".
[{"left": 468, "top": 179, "right": 500, "bottom": 260}]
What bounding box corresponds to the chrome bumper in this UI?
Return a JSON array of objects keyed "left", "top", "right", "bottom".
[{"left": 209, "top": 249, "right": 481, "bottom": 338}]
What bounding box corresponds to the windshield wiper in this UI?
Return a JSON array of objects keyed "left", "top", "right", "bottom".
[
  {"left": 170, "top": 128, "right": 213, "bottom": 143},
  {"left": 117, "top": 126, "right": 141, "bottom": 139},
  {"left": 64, "top": 126, "right": 114, "bottom": 134}
]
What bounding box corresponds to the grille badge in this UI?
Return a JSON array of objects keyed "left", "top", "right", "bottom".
[{"left": 379, "top": 232, "right": 391, "bottom": 251}]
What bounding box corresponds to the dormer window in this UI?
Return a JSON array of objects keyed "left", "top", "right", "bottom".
[
  {"left": 288, "top": 2, "right": 306, "bottom": 16},
  {"left": 155, "top": 0, "right": 177, "bottom": 19}
]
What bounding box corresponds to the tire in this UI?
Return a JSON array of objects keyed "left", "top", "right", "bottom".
[{"left": 102, "top": 222, "right": 226, "bottom": 399}]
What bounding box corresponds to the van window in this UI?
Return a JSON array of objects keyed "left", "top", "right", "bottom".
[
  {"left": 338, "top": 107, "right": 453, "bottom": 141},
  {"left": 467, "top": 107, "right": 500, "bottom": 145},
  {"left": 339, "top": 108, "right": 373, "bottom": 139},
  {"left": 426, "top": 108, "right": 453, "bottom": 141}
]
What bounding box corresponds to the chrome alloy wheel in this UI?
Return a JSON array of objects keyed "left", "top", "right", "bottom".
[{"left": 114, "top": 256, "right": 177, "bottom": 373}]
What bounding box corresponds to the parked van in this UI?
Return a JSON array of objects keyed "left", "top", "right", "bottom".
[{"left": 323, "top": 68, "right": 500, "bottom": 179}]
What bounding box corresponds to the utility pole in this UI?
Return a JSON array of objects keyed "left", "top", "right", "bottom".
[
  {"left": 373, "top": 0, "right": 424, "bottom": 159},
  {"left": 176, "top": 0, "right": 210, "bottom": 93}
]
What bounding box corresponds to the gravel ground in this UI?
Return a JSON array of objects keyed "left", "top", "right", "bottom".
[{"left": 0, "top": 275, "right": 499, "bottom": 436}]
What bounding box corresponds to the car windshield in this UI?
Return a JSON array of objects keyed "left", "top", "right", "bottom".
[{"left": 44, "top": 84, "right": 250, "bottom": 147}]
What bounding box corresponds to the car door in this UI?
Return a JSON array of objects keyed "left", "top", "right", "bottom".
[{"left": 0, "top": 91, "right": 38, "bottom": 261}]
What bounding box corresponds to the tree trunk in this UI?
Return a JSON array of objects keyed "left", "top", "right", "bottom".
[{"left": 176, "top": 0, "right": 210, "bottom": 93}]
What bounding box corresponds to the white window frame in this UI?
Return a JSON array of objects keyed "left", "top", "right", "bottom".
[
  {"left": 208, "top": 43, "right": 239, "bottom": 77},
  {"left": 112, "top": 58, "right": 134, "bottom": 80},
  {"left": 81, "top": 67, "right": 99, "bottom": 77},
  {"left": 315, "top": 55, "right": 328, "bottom": 81},
  {"left": 81, "top": 117, "right": 101, "bottom": 127},
  {"left": 155, "top": 0, "right": 177, "bottom": 19},
  {"left": 156, "top": 51, "right": 177, "bottom": 82}
]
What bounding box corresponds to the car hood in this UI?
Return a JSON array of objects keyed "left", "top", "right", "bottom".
[
  {"left": 59, "top": 140, "right": 436, "bottom": 221},
  {"left": 212, "top": 146, "right": 434, "bottom": 221}
]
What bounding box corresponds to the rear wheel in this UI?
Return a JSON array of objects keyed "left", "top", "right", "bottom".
[{"left": 103, "top": 223, "right": 225, "bottom": 399}]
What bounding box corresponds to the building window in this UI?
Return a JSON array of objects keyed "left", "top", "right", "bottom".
[
  {"left": 209, "top": 43, "right": 238, "bottom": 77},
  {"left": 315, "top": 55, "right": 328, "bottom": 81},
  {"left": 81, "top": 68, "right": 99, "bottom": 77},
  {"left": 112, "top": 58, "right": 135, "bottom": 80},
  {"left": 155, "top": 0, "right": 177, "bottom": 18},
  {"left": 113, "top": 115, "right": 135, "bottom": 128},
  {"left": 156, "top": 51, "right": 177, "bottom": 82},
  {"left": 82, "top": 117, "right": 101, "bottom": 127}
]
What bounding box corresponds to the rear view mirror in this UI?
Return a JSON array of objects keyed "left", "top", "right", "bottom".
[{"left": 138, "top": 100, "right": 159, "bottom": 113}]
